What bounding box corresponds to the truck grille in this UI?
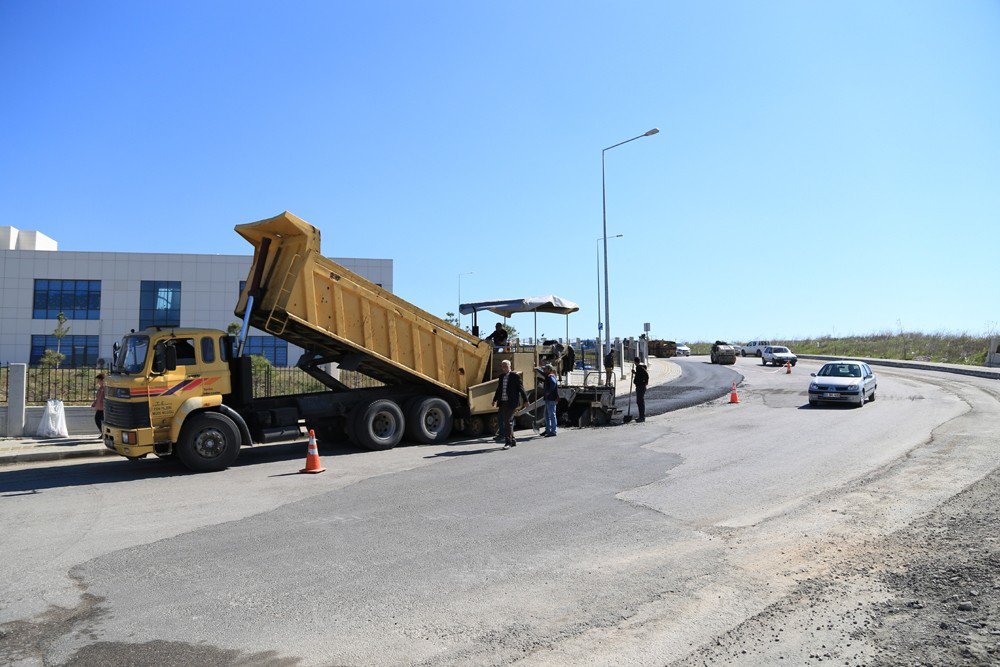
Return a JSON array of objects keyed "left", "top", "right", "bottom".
[{"left": 104, "top": 399, "right": 151, "bottom": 429}]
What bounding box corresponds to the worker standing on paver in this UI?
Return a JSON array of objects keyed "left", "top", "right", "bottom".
[
  {"left": 632, "top": 357, "right": 649, "bottom": 423},
  {"left": 492, "top": 360, "right": 527, "bottom": 449},
  {"left": 541, "top": 364, "right": 559, "bottom": 437},
  {"left": 562, "top": 344, "right": 575, "bottom": 381},
  {"left": 484, "top": 323, "right": 509, "bottom": 350},
  {"left": 604, "top": 349, "right": 615, "bottom": 386}
]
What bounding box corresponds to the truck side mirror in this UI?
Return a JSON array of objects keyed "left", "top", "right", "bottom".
[{"left": 165, "top": 345, "right": 177, "bottom": 371}]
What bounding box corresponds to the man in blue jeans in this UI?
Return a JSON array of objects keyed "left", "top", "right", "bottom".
[{"left": 541, "top": 364, "right": 559, "bottom": 437}]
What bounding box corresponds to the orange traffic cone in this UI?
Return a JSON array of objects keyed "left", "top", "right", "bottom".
[
  {"left": 785, "top": 362, "right": 792, "bottom": 374},
  {"left": 299, "top": 429, "right": 326, "bottom": 474},
  {"left": 729, "top": 382, "right": 740, "bottom": 404}
]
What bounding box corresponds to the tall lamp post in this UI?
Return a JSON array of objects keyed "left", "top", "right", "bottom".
[
  {"left": 458, "top": 271, "right": 474, "bottom": 329},
  {"left": 596, "top": 234, "right": 623, "bottom": 363},
  {"left": 602, "top": 127, "right": 659, "bottom": 355}
]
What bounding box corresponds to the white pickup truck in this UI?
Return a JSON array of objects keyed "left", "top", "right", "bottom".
[{"left": 740, "top": 340, "right": 772, "bottom": 357}]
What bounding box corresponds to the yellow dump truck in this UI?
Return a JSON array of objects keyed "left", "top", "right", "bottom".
[{"left": 102, "top": 212, "right": 614, "bottom": 471}]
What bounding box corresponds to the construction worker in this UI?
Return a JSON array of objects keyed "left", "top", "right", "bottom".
[
  {"left": 633, "top": 357, "right": 649, "bottom": 423},
  {"left": 604, "top": 349, "right": 615, "bottom": 386}
]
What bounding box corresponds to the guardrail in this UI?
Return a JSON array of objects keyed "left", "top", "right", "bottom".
[{"left": 796, "top": 355, "right": 1000, "bottom": 381}]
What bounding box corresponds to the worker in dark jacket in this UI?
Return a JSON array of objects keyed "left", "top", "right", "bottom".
[
  {"left": 492, "top": 359, "right": 528, "bottom": 448},
  {"left": 562, "top": 345, "right": 575, "bottom": 380},
  {"left": 633, "top": 356, "right": 649, "bottom": 423},
  {"left": 541, "top": 364, "right": 559, "bottom": 437},
  {"left": 484, "top": 323, "right": 509, "bottom": 349}
]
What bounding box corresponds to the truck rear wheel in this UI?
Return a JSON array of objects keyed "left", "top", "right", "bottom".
[
  {"left": 176, "top": 412, "right": 241, "bottom": 472},
  {"left": 463, "top": 416, "right": 485, "bottom": 437},
  {"left": 351, "top": 399, "right": 405, "bottom": 450},
  {"left": 404, "top": 397, "right": 454, "bottom": 444}
]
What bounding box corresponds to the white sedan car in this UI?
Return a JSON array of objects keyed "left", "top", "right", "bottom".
[
  {"left": 808, "top": 361, "right": 877, "bottom": 407},
  {"left": 675, "top": 344, "right": 691, "bottom": 357}
]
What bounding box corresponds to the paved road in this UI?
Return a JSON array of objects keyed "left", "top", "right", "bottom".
[
  {"left": 615, "top": 357, "right": 742, "bottom": 417},
  {"left": 1, "top": 358, "right": 997, "bottom": 666}
]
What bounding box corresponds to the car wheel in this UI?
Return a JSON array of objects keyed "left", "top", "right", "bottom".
[
  {"left": 869, "top": 389, "right": 876, "bottom": 402},
  {"left": 856, "top": 391, "right": 865, "bottom": 408},
  {"left": 755, "top": 350, "right": 762, "bottom": 357},
  {"left": 761, "top": 358, "right": 767, "bottom": 366},
  {"left": 809, "top": 400, "right": 818, "bottom": 407},
  {"left": 741, "top": 350, "right": 746, "bottom": 357}
]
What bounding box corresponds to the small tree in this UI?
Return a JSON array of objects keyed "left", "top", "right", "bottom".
[
  {"left": 227, "top": 321, "right": 242, "bottom": 335},
  {"left": 52, "top": 312, "right": 71, "bottom": 369},
  {"left": 501, "top": 322, "right": 518, "bottom": 341},
  {"left": 444, "top": 312, "right": 460, "bottom": 328},
  {"left": 37, "top": 349, "right": 66, "bottom": 369}
]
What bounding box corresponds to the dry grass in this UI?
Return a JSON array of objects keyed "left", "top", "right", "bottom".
[{"left": 688, "top": 332, "right": 992, "bottom": 366}]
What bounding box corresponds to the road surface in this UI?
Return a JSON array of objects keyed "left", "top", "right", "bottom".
[{"left": 1, "top": 357, "right": 997, "bottom": 666}]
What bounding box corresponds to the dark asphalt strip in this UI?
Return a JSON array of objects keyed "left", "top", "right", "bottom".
[{"left": 615, "top": 358, "right": 744, "bottom": 419}]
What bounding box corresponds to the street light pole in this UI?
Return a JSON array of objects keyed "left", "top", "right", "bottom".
[
  {"left": 458, "top": 271, "right": 474, "bottom": 328},
  {"left": 602, "top": 127, "right": 659, "bottom": 355},
  {"left": 596, "top": 234, "right": 623, "bottom": 363}
]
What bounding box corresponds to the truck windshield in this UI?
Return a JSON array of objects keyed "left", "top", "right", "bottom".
[{"left": 113, "top": 335, "right": 150, "bottom": 374}]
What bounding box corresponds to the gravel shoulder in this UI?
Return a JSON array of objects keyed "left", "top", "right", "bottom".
[{"left": 675, "top": 465, "right": 1000, "bottom": 666}]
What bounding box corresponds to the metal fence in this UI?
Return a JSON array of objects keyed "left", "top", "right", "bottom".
[
  {"left": 249, "top": 367, "right": 383, "bottom": 399},
  {"left": 24, "top": 367, "right": 101, "bottom": 405},
  {"left": 0, "top": 364, "right": 385, "bottom": 405}
]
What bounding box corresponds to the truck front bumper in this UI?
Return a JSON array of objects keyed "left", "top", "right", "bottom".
[{"left": 104, "top": 425, "right": 158, "bottom": 459}]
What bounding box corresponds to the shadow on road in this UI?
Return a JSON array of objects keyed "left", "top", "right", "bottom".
[
  {"left": 424, "top": 447, "right": 506, "bottom": 459},
  {"left": 0, "top": 439, "right": 372, "bottom": 494}
]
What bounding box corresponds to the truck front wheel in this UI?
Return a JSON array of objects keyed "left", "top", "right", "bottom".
[
  {"left": 176, "top": 412, "right": 241, "bottom": 472},
  {"left": 352, "top": 399, "right": 405, "bottom": 450}
]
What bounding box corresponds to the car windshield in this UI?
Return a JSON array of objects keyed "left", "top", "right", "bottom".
[
  {"left": 818, "top": 363, "right": 862, "bottom": 378},
  {"left": 772, "top": 347, "right": 789, "bottom": 353},
  {"left": 112, "top": 335, "right": 149, "bottom": 375}
]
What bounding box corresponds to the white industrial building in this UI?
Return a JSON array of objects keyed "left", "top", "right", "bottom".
[{"left": 0, "top": 225, "right": 393, "bottom": 367}]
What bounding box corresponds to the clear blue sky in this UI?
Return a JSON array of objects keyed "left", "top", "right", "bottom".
[{"left": 2, "top": 1, "right": 998, "bottom": 343}]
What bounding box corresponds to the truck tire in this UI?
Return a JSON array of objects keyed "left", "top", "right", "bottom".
[
  {"left": 351, "top": 399, "right": 405, "bottom": 450},
  {"left": 484, "top": 413, "right": 500, "bottom": 437},
  {"left": 463, "top": 416, "right": 485, "bottom": 437},
  {"left": 404, "top": 397, "right": 453, "bottom": 444},
  {"left": 176, "top": 412, "right": 241, "bottom": 472}
]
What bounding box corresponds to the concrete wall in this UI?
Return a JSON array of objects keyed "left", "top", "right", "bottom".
[{"left": 23, "top": 405, "right": 98, "bottom": 437}]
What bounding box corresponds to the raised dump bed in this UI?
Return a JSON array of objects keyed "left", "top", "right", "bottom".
[{"left": 234, "top": 211, "right": 492, "bottom": 397}]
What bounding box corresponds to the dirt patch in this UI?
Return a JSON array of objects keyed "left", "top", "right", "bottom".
[{"left": 675, "top": 468, "right": 1000, "bottom": 666}]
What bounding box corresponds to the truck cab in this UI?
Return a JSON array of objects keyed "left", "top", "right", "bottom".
[{"left": 104, "top": 328, "right": 246, "bottom": 470}]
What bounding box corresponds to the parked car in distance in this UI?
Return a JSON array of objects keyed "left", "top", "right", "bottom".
[
  {"left": 675, "top": 344, "right": 691, "bottom": 357},
  {"left": 761, "top": 346, "right": 797, "bottom": 366},
  {"left": 741, "top": 340, "right": 772, "bottom": 357},
  {"left": 808, "top": 361, "right": 877, "bottom": 407}
]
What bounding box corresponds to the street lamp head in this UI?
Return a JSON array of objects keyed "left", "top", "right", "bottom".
[{"left": 644, "top": 128, "right": 660, "bottom": 136}]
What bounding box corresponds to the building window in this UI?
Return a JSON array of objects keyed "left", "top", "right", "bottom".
[
  {"left": 32, "top": 280, "right": 101, "bottom": 320},
  {"left": 244, "top": 336, "right": 288, "bottom": 366},
  {"left": 139, "top": 281, "right": 181, "bottom": 329},
  {"left": 30, "top": 335, "right": 100, "bottom": 367}
]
